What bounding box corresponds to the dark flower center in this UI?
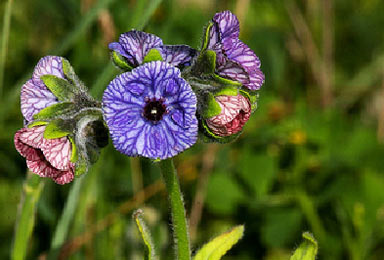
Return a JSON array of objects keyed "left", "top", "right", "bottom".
[{"left": 143, "top": 98, "right": 167, "bottom": 122}]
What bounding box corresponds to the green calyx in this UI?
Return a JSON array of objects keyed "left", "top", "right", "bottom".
[
  {"left": 201, "top": 22, "right": 214, "bottom": 51},
  {"left": 33, "top": 102, "right": 75, "bottom": 121},
  {"left": 43, "top": 119, "right": 72, "bottom": 139},
  {"left": 143, "top": 48, "right": 163, "bottom": 63},
  {"left": 27, "top": 121, "right": 48, "bottom": 128},
  {"left": 239, "top": 89, "right": 258, "bottom": 112},
  {"left": 111, "top": 51, "right": 133, "bottom": 71},
  {"left": 202, "top": 92, "right": 222, "bottom": 118},
  {"left": 68, "top": 136, "right": 78, "bottom": 163},
  {"left": 200, "top": 119, "right": 241, "bottom": 144},
  {"left": 192, "top": 49, "right": 216, "bottom": 75},
  {"left": 62, "top": 58, "right": 81, "bottom": 86},
  {"left": 40, "top": 75, "right": 75, "bottom": 101}
]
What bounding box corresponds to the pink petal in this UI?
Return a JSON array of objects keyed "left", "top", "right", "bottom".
[
  {"left": 26, "top": 159, "right": 61, "bottom": 178},
  {"left": 41, "top": 137, "right": 72, "bottom": 171},
  {"left": 14, "top": 129, "right": 42, "bottom": 161},
  {"left": 17, "top": 126, "right": 46, "bottom": 149},
  {"left": 53, "top": 169, "right": 74, "bottom": 185}
]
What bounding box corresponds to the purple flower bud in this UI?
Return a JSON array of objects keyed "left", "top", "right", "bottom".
[
  {"left": 109, "top": 30, "right": 197, "bottom": 68},
  {"left": 205, "top": 94, "right": 251, "bottom": 137},
  {"left": 207, "top": 11, "right": 265, "bottom": 90},
  {"left": 14, "top": 125, "right": 74, "bottom": 185}
]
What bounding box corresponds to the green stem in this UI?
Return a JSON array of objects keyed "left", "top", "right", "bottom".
[
  {"left": 158, "top": 159, "right": 191, "bottom": 260},
  {"left": 12, "top": 172, "right": 44, "bottom": 260}
]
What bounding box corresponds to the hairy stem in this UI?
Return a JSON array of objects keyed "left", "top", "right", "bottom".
[{"left": 158, "top": 159, "right": 191, "bottom": 260}]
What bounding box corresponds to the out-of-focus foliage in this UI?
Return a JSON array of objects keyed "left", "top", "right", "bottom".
[{"left": 1, "top": 0, "right": 384, "bottom": 259}]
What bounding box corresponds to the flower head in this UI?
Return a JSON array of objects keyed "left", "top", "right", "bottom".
[
  {"left": 205, "top": 94, "right": 251, "bottom": 137},
  {"left": 206, "top": 11, "right": 265, "bottom": 90},
  {"left": 109, "top": 30, "right": 197, "bottom": 69},
  {"left": 14, "top": 125, "right": 74, "bottom": 184},
  {"left": 103, "top": 61, "right": 198, "bottom": 159}
]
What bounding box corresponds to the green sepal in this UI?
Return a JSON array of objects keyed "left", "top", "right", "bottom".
[
  {"left": 33, "top": 102, "right": 75, "bottom": 121},
  {"left": 200, "top": 120, "right": 241, "bottom": 144},
  {"left": 194, "top": 50, "right": 216, "bottom": 75},
  {"left": 202, "top": 93, "right": 222, "bottom": 118},
  {"left": 193, "top": 225, "right": 244, "bottom": 260},
  {"left": 27, "top": 121, "right": 48, "bottom": 128},
  {"left": 143, "top": 48, "right": 163, "bottom": 63},
  {"left": 61, "top": 58, "right": 81, "bottom": 86},
  {"left": 133, "top": 209, "right": 158, "bottom": 260},
  {"left": 290, "top": 232, "right": 318, "bottom": 260},
  {"left": 212, "top": 74, "right": 242, "bottom": 87},
  {"left": 214, "top": 85, "right": 239, "bottom": 97},
  {"left": 111, "top": 51, "right": 133, "bottom": 71},
  {"left": 239, "top": 89, "right": 258, "bottom": 112},
  {"left": 68, "top": 136, "right": 78, "bottom": 163},
  {"left": 43, "top": 119, "right": 72, "bottom": 139},
  {"left": 201, "top": 22, "right": 214, "bottom": 51},
  {"left": 40, "top": 75, "right": 75, "bottom": 101}
]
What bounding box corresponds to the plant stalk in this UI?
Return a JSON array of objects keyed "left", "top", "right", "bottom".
[{"left": 158, "top": 159, "right": 191, "bottom": 260}]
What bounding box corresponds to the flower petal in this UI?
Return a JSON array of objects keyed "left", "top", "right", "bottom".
[
  {"left": 103, "top": 61, "right": 198, "bottom": 159},
  {"left": 32, "top": 56, "right": 65, "bottom": 83},
  {"left": 41, "top": 137, "right": 72, "bottom": 171},
  {"left": 14, "top": 127, "right": 44, "bottom": 161},
  {"left": 21, "top": 79, "right": 57, "bottom": 122},
  {"left": 26, "top": 158, "right": 60, "bottom": 178},
  {"left": 53, "top": 169, "right": 74, "bottom": 185},
  {"left": 209, "top": 10, "right": 240, "bottom": 49},
  {"left": 110, "top": 30, "right": 163, "bottom": 66},
  {"left": 159, "top": 45, "right": 198, "bottom": 67}
]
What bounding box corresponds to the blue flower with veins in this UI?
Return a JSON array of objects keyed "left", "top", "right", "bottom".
[
  {"left": 102, "top": 61, "right": 198, "bottom": 160},
  {"left": 109, "top": 29, "right": 198, "bottom": 68}
]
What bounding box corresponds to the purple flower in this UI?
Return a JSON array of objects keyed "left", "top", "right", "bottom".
[
  {"left": 206, "top": 94, "right": 251, "bottom": 137},
  {"left": 102, "top": 61, "right": 198, "bottom": 159},
  {"left": 14, "top": 125, "right": 74, "bottom": 184},
  {"left": 21, "top": 56, "right": 64, "bottom": 123},
  {"left": 207, "top": 11, "right": 265, "bottom": 90},
  {"left": 109, "top": 30, "right": 197, "bottom": 68}
]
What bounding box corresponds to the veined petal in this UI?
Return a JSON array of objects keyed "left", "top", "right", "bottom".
[
  {"left": 42, "top": 136, "right": 72, "bottom": 171},
  {"left": 102, "top": 61, "right": 198, "bottom": 160},
  {"left": 53, "top": 169, "right": 74, "bottom": 185},
  {"left": 111, "top": 30, "right": 163, "bottom": 66},
  {"left": 212, "top": 10, "right": 240, "bottom": 40},
  {"left": 32, "top": 56, "right": 65, "bottom": 83},
  {"left": 159, "top": 45, "right": 198, "bottom": 67},
  {"left": 21, "top": 79, "right": 57, "bottom": 122}
]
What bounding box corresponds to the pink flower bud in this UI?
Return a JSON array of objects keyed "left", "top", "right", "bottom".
[
  {"left": 14, "top": 125, "right": 74, "bottom": 185},
  {"left": 206, "top": 94, "right": 251, "bottom": 137}
]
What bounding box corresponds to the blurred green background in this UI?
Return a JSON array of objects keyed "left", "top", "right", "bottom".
[{"left": 1, "top": 0, "right": 384, "bottom": 259}]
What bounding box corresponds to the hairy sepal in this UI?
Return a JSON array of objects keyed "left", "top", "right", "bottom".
[
  {"left": 143, "top": 49, "right": 163, "bottom": 63},
  {"left": 33, "top": 102, "right": 75, "bottom": 121},
  {"left": 40, "top": 75, "right": 75, "bottom": 101},
  {"left": 111, "top": 51, "right": 133, "bottom": 71},
  {"left": 133, "top": 209, "right": 158, "bottom": 260}
]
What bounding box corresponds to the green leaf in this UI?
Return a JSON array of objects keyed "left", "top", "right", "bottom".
[
  {"left": 290, "top": 232, "right": 318, "bottom": 260},
  {"left": 40, "top": 75, "right": 75, "bottom": 101},
  {"left": 203, "top": 93, "right": 222, "bottom": 118},
  {"left": 143, "top": 48, "right": 163, "bottom": 63},
  {"left": 111, "top": 51, "right": 133, "bottom": 71},
  {"left": 43, "top": 119, "right": 71, "bottom": 139},
  {"left": 133, "top": 209, "right": 158, "bottom": 260},
  {"left": 33, "top": 102, "right": 75, "bottom": 121},
  {"left": 212, "top": 74, "right": 242, "bottom": 87},
  {"left": 193, "top": 225, "right": 244, "bottom": 260}
]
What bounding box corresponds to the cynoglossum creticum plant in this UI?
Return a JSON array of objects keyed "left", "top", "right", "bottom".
[
  {"left": 101, "top": 10, "right": 266, "bottom": 260},
  {"left": 14, "top": 56, "right": 108, "bottom": 184}
]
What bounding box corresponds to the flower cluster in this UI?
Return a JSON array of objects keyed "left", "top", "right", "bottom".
[
  {"left": 15, "top": 10, "right": 264, "bottom": 183},
  {"left": 14, "top": 56, "right": 108, "bottom": 184}
]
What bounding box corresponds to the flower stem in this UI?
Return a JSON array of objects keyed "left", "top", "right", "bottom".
[
  {"left": 158, "top": 159, "right": 191, "bottom": 260},
  {"left": 12, "top": 171, "right": 44, "bottom": 260}
]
